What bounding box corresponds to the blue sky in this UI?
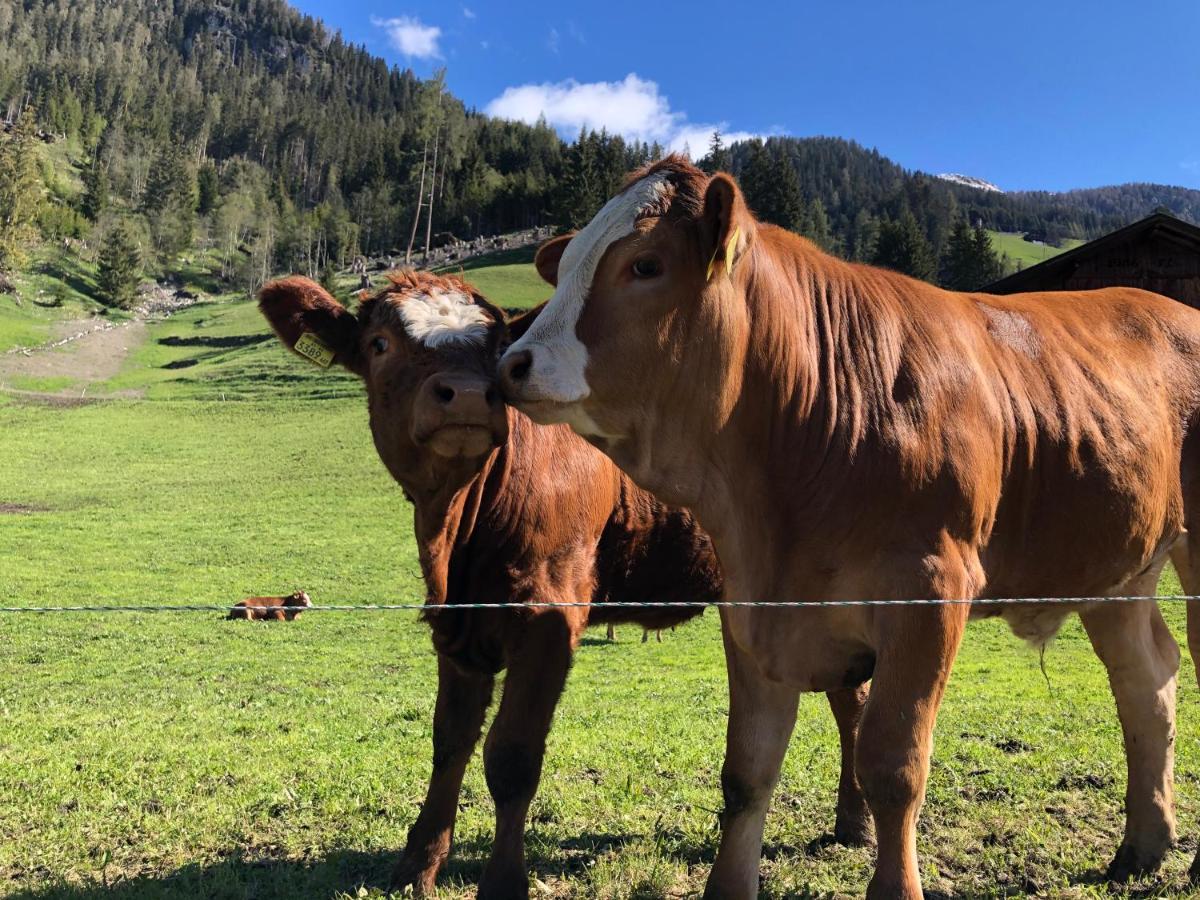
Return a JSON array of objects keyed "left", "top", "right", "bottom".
[{"left": 291, "top": 0, "right": 1200, "bottom": 192}]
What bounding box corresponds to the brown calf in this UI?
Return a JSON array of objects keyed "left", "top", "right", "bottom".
[
  {"left": 500, "top": 154, "right": 1200, "bottom": 897},
  {"left": 227, "top": 590, "right": 312, "bottom": 621},
  {"left": 261, "top": 274, "right": 875, "bottom": 897}
]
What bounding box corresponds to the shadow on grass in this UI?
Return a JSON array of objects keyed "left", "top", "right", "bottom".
[
  {"left": 158, "top": 334, "right": 272, "bottom": 350},
  {"left": 6, "top": 832, "right": 643, "bottom": 900}
]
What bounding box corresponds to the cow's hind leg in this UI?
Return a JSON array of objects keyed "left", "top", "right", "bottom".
[
  {"left": 479, "top": 611, "right": 574, "bottom": 900},
  {"left": 1079, "top": 565, "right": 1179, "bottom": 882},
  {"left": 392, "top": 654, "right": 495, "bottom": 895},
  {"left": 827, "top": 683, "right": 873, "bottom": 846},
  {"left": 1169, "top": 532, "right": 1200, "bottom": 881}
]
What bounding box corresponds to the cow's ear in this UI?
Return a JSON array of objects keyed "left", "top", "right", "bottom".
[
  {"left": 506, "top": 302, "right": 547, "bottom": 342},
  {"left": 258, "top": 277, "right": 364, "bottom": 375},
  {"left": 700, "top": 174, "right": 753, "bottom": 281},
  {"left": 534, "top": 233, "right": 574, "bottom": 286}
]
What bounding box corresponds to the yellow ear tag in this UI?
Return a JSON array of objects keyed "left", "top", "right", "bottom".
[
  {"left": 294, "top": 332, "right": 334, "bottom": 368},
  {"left": 706, "top": 225, "right": 742, "bottom": 282}
]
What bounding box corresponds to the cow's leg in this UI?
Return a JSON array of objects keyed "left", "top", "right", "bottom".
[
  {"left": 1167, "top": 532, "right": 1200, "bottom": 881},
  {"left": 857, "top": 555, "right": 972, "bottom": 900},
  {"left": 702, "top": 630, "right": 801, "bottom": 899},
  {"left": 1080, "top": 592, "right": 1179, "bottom": 881},
  {"left": 479, "top": 612, "right": 573, "bottom": 900},
  {"left": 392, "top": 654, "right": 494, "bottom": 895},
  {"left": 827, "top": 683, "right": 873, "bottom": 846}
]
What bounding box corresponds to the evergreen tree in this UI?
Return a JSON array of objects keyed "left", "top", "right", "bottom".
[
  {"left": 873, "top": 210, "right": 936, "bottom": 281},
  {"left": 0, "top": 108, "right": 44, "bottom": 275},
  {"left": 939, "top": 221, "right": 1004, "bottom": 290},
  {"left": 741, "top": 141, "right": 804, "bottom": 232},
  {"left": 700, "top": 130, "right": 732, "bottom": 174},
  {"left": 96, "top": 222, "right": 142, "bottom": 308},
  {"left": 802, "top": 198, "right": 834, "bottom": 251},
  {"left": 141, "top": 145, "right": 195, "bottom": 258},
  {"left": 81, "top": 162, "right": 109, "bottom": 221},
  {"left": 197, "top": 162, "right": 219, "bottom": 216}
]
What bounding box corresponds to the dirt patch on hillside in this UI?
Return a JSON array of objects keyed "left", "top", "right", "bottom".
[{"left": 0, "top": 319, "right": 147, "bottom": 383}]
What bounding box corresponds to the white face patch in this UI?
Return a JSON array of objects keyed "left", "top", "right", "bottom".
[
  {"left": 397, "top": 290, "right": 491, "bottom": 348},
  {"left": 504, "top": 173, "right": 672, "bottom": 405}
]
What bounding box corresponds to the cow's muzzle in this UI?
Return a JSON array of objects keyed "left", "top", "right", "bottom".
[{"left": 411, "top": 372, "right": 508, "bottom": 459}]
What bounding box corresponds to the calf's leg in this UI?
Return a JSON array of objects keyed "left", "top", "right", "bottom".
[
  {"left": 391, "top": 654, "right": 494, "bottom": 895},
  {"left": 1080, "top": 573, "right": 1179, "bottom": 881},
  {"left": 702, "top": 626, "right": 801, "bottom": 899},
  {"left": 827, "top": 683, "right": 873, "bottom": 846},
  {"left": 479, "top": 612, "right": 574, "bottom": 900}
]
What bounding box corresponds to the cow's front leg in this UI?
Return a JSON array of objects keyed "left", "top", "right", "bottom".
[
  {"left": 858, "top": 585, "right": 969, "bottom": 900},
  {"left": 479, "top": 611, "right": 574, "bottom": 900},
  {"left": 827, "top": 683, "right": 873, "bottom": 846},
  {"left": 703, "top": 624, "right": 801, "bottom": 899},
  {"left": 391, "top": 653, "right": 494, "bottom": 895}
]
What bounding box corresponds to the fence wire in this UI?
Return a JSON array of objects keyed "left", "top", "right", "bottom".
[{"left": 1, "top": 594, "right": 1198, "bottom": 614}]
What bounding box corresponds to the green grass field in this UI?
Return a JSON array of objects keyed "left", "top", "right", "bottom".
[
  {"left": 988, "top": 232, "right": 1085, "bottom": 272},
  {"left": 4, "top": 259, "right": 1200, "bottom": 898},
  {"left": 438, "top": 246, "right": 551, "bottom": 310}
]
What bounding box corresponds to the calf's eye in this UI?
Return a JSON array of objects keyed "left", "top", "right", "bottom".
[
  {"left": 370, "top": 336, "right": 389, "bottom": 354},
  {"left": 632, "top": 258, "right": 661, "bottom": 279}
]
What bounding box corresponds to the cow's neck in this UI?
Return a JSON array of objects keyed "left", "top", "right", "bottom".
[
  {"left": 406, "top": 408, "right": 524, "bottom": 606},
  {"left": 689, "top": 234, "right": 904, "bottom": 568}
]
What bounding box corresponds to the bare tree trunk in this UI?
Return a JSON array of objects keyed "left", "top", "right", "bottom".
[
  {"left": 404, "top": 136, "right": 429, "bottom": 266},
  {"left": 422, "top": 126, "right": 441, "bottom": 260}
]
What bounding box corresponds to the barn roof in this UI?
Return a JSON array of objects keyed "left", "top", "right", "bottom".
[{"left": 982, "top": 212, "right": 1200, "bottom": 294}]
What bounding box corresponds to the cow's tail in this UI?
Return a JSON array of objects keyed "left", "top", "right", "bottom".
[{"left": 1178, "top": 419, "right": 1200, "bottom": 685}]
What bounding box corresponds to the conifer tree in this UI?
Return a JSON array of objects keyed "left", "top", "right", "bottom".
[
  {"left": 0, "top": 108, "right": 44, "bottom": 275},
  {"left": 873, "top": 210, "right": 937, "bottom": 281},
  {"left": 96, "top": 222, "right": 141, "bottom": 308}
]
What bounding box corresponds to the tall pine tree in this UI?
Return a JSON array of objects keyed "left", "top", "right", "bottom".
[
  {"left": 873, "top": 210, "right": 937, "bottom": 281},
  {"left": 0, "top": 108, "right": 44, "bottom": 275},
  {"left": 96, "top": 222, "right": 142, "bottom": 308}
]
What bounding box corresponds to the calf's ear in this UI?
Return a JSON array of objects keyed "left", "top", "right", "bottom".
[
  {"left": 700, "top": 174, "right": 753, "bottom": 281},
  {"left": 258, "top": 277, "right": 364, "bottom": 375},
  {"left": 534, "top": 233, "right": 574, "bottom": 286},
  {"left": 506, "top": 301, "right": 547, "bottom": 342}
]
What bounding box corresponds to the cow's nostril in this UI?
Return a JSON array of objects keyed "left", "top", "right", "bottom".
[
  {"left": 485, "top": 387, "right": 498, "bottom": 406},
  {"left": 434, "top": 384, "right": 455, "bottom": 404},
  {"left": 504, "top": 350, "right": 533, "bottom": 384}
]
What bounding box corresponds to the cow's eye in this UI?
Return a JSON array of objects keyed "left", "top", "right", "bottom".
[
  {"left": 631, "top": 258, "right": 661, "bottom": 279},
  {"left": 370, "top": 336, "right": 389, "bottom": 354}
]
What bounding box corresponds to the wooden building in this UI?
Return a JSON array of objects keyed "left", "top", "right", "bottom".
[{"left": 983, "top": 212, "right": 1200, "bottom": 308}]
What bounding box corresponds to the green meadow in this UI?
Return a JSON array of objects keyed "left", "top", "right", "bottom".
[{"left": 2, "top": 256, "right": 1200, "bottom": 898}]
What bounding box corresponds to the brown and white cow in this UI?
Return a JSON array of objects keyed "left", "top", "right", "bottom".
[
  {"left": 258, "top": 272, "right": 871, "bottom": 898},
  {"left": 500, "top": 155, "right": 1200, "bottom": 898}
]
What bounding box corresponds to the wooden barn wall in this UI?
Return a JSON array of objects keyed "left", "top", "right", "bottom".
[{"left": 999, "top": 233, "right": 1200, "bottom": 307}]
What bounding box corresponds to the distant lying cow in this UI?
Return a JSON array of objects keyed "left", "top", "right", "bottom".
[
  {"left": 259, "top": 273, "right": 871, "bottom": 898},
  {"left": 227, "top": 590, "right": 312, "bottom": 621}
]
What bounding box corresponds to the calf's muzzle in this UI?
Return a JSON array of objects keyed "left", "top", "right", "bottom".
[{"left": 412, "top": 372, "right": 507, "bottom": 459}]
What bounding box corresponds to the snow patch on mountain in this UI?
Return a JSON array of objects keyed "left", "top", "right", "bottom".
[{"left": 937, "top": 173, "right": 1003, "bottom": 193}]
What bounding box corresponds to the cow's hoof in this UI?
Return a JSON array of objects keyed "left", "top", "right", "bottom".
[
  {"left": 832, "top": 814, "right": 875, "bottom": 848},
  {"left": 477, "top": 873, "right": 530, "bottom": 900},
  {"left": 1189, "top": 849, "right": 1200, "bottom": 883},
  {"left": 389, "top": 856, "right": 438, "bottom": 896},
  {"left": 1105, "top": 842, "right": 1166, "bottom": 882}
]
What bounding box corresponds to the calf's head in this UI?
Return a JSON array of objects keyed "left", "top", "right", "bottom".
[
  {"left": 498, "top": 155, "right": 754, "bottom": 467},
  {"left": 260, "top": 273, "right": 510, "bottom": 489}
]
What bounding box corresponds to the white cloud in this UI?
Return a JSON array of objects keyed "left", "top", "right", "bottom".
[
  {"left": 371, "top": 15, "right": 442, "bottom": 60},
  {"left": 462, "top": 6, "right": 476, "bottom": 18},
  {"left": 484, "top": 74, "right": 759, "bottom": 158}
]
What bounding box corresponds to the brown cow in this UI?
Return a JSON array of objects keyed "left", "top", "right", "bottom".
[
  {"left": 499, "top": 155, "right": 1200, "bottom": 898},
  {"left": 227, "top": 590, "right": 312, "bottom": 621},
  {"left": 258, "top": 273, "right": 873, "bottom": 898}
]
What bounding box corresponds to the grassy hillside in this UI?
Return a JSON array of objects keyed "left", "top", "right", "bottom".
[
  {"left": 989, "top": 231, "right": 1085, "bottom": 271},
  {"left": 439, "top": 245, "right": 550, "bottom": 310}
]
